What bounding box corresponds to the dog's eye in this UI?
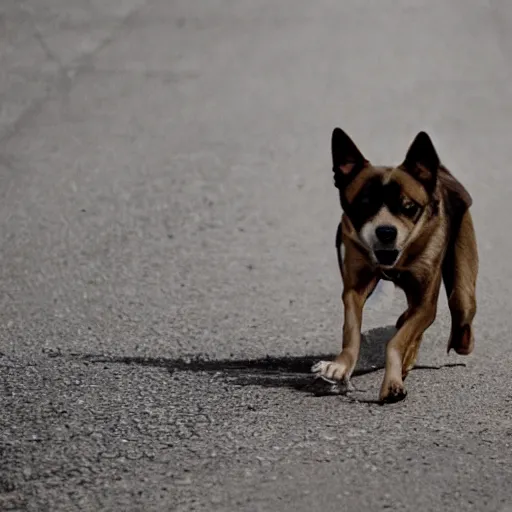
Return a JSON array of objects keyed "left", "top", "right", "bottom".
[{"left": 401, "top": 201, "right": 419, "bottom": 217}]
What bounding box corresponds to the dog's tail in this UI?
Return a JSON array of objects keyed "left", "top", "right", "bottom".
[{"left": 366, "top": 280, "right": 396, "bottom": 311}]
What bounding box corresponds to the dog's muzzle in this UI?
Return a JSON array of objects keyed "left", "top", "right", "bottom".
[{"left": 374, "top": 249, "right": 399, "bottom": 266}]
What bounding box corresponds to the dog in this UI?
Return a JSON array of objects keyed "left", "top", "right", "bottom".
[{"left": 312, "top": 128, "right": 478, "bottom": 402}]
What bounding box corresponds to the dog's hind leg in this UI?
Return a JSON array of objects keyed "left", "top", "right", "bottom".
[{"left": 443, "top": 210, "right": 478, "bottom": 355}]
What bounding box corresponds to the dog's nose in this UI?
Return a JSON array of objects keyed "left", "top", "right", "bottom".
[{"left": 375, "top": 225, "right": 397, "bottom": 244}]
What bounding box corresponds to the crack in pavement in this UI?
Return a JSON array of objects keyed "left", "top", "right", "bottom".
[{"left": 0, "top": 0, "right": 152, "bottom": 147}]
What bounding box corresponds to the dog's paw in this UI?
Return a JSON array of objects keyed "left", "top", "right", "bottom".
[
  {"left": 311, "top": 360, "right": 352, "bottom": 388},
  {"left": 379, "top": 379, "right": 407, "bottom": 403}
]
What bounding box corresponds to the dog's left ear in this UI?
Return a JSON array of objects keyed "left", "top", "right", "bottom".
[
  {"left": 331, "top": 128, "right": 368, "bottom": 190},
  {"left": 402, "top": 131, "right": 440, "bottom": 193}
]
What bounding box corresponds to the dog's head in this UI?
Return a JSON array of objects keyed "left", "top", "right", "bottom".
[{"left": 332, "top": 128, "right": 440, "bottom": 268}]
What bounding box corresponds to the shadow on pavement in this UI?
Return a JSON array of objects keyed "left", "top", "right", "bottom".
[{"left": 78, "top": 325, "right": 465, "bottom": 397}]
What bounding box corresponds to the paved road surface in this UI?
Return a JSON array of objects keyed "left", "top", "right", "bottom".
[{"left": 1, "top": 1, "right": 512, "bottom": 510}]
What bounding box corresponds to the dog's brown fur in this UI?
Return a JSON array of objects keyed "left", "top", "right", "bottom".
[{"left": 312, "top": 129, "right": 478, "bottom": 402}]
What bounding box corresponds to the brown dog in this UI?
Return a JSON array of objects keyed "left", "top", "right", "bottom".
[{"left": 312, "top": 129, "right": 478, "bottom": 402}]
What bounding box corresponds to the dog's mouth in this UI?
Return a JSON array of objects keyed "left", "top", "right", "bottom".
[{"left": 374, "top": 249, "right": 399, "bottom": 267}]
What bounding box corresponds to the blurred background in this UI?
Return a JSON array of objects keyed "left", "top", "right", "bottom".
[{"left": 1, "top": 1, "right": 511, "bottom": 511}]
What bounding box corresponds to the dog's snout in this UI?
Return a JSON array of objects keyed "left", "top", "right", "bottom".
[{"left": 375, "top": 225, "right": 397, "bottom": 244}]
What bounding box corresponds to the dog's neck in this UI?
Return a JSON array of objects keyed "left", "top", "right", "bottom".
[{"left": 379, "top": 267, "right": 401, "bottom": 282}]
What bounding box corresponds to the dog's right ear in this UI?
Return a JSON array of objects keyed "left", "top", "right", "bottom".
[
  {"left": 331, "top": 128, "right": 368, "bottom": 189},
  {"left": 402, "top": 131, "right": 439, "bottom": 194}
]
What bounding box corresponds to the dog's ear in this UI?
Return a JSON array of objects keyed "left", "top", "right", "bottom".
[
  {"left": 402, "top": 131, "right": 440, "bottom": 193},
  {"left": 331, "top": 128, "right": 368, "bottom": 189}
]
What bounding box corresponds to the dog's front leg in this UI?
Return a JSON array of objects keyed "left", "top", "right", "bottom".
[
  {"left": 379, "top": 276, "right": 441, "bottom": 402},
  {"left": 313, "top": 278, "right": 377, "bottom": 390}
]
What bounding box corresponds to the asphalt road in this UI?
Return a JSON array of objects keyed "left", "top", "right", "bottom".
[{"left": 1, "top": 1, "right": 512, "bottom": 511}]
